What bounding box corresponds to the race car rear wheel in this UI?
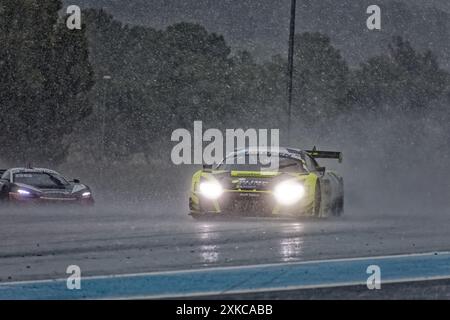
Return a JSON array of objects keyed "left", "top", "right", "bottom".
[
  {"left": 336, "top": 197, "right": 344, "bottom": 216},
  {"left": 313, "top": 182, "right": 322, "bottom": 217},
  {"left": 334, "top": 178, "right": 344, "bottom": 216},
  {"left": 332, "top": 197, "right": 344, "bottom": 216}
]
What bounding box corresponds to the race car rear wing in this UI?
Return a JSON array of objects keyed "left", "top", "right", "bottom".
[
  {"left": 306, "top": 148, "right": 343, "bottom": 163},
  {"left": 0, "top": 169, "right": 6, "bottom": 176}
]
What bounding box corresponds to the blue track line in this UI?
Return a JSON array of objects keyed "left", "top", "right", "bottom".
[{"left": 1, "top": 252, "right": 450, "bottom": 299}]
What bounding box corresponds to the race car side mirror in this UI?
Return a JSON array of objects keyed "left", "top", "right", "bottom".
[
  {"left": 72, "top": 179, "right": 81, "bottom": 184},
  {"left": 317, "top": 167, "right": 326, "bottom": 175},
  {"left": 202, "top": 164, "right": 213, "bottom": 172}
]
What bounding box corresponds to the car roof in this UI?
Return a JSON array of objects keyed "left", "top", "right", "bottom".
[{"left": 7, "top": 168, "right": 60, "bottom": 175}]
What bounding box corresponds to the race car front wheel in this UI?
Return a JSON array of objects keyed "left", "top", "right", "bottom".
[
  {"left": 0, "top": 187, "right": 8, "bottom": 204},
  {"left": 332, "top": 197, "right": 344, "bottom": 216},
  {"left": 190, "top": 213, "right": 203, "bottom": 220}
]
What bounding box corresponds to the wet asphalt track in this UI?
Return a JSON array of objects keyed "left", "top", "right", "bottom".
[{"left": 1, "top": 199, "right": 450, "bottom": 298}]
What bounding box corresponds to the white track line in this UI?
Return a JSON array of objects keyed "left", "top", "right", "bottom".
[
  {"left": 1, "top": 250, "right": 449, "bottom": 287},
  {"left": 116, "top": 275, "right": 450, "bottom": 300}
]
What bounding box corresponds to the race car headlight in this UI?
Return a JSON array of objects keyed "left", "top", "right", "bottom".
[
  {"left": 17, "top": 189, "right": 31, "bottom": 196},
  {"left": 199, "top": 181, "right": 223, "bottom": 200},
  {"left": 81, "top": 192, "right": 92, "bottom": 198},
  {"left": 9, "top": 188, "right": 37, "bottom": 199},
  {"left": 274, "top": 181, "right": 305, "bottom": 206}
]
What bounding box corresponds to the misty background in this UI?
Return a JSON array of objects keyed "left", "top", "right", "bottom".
[{"left": 1, "top": 0, "right": 450, "bottom": 214}]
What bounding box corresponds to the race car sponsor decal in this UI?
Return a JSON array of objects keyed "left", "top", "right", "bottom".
[{"left": 237, "top": 178, "right": 270, "bottom": 190}]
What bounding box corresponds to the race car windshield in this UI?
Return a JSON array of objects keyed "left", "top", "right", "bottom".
[
  {"left": 13, "top": 172, "right": 69, "bottom": 188},
  {"left": 217, "top": 154, "right": 307, "bottom": 173}
]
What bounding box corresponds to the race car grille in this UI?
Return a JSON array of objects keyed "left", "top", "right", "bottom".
[
  {"left": 230, "top": 178, "right": 272, "bottom": 191},
  {"left": 219, "top": 192, "right": 274, "bottom": 216},
  {"left": 40, "top": 192, "right": 78, "bottom": 200}
]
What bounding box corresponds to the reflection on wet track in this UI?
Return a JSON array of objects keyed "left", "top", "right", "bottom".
[
  {"left": 280, "top": 238, "right": 304, "bottom": 262},
  {"left": 280, "top": 223, "right": 304, "bottom": 262}
]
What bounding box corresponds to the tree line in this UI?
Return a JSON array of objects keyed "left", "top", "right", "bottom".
[{"left": 0, "top": 1, "right": 449, "bottom": 166}]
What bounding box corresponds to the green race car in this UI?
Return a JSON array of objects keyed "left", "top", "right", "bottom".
[{"left": 189, "top": 147, "right": 344, "bottom": 219}]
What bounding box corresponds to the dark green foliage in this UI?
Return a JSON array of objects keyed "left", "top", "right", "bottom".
[
  {"left": 291, "top": 32, "right": 350, "bottom": 127},
  {"left": 0, "top": 0, "right": 93, "bottom": 165},
  {"left": 1, "top": 5, "right": 449, "bottom": 164},
  {"left": 352, "top": 37, "right": 449, "bottom": 115}
]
